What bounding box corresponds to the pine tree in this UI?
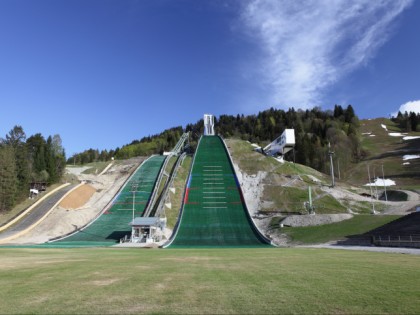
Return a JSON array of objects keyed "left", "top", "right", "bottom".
[
  {"left": 27, "top": 133, "right": 47, "bottom": 180},
  {"left": 0, "top": 146, "right": 17, "bottom": 211},
  {"left": 46, "top": 136, "right": 57, "bottom": 184},
  {"left": 3, "top": 126, "right": 30, "bottom": 202}
]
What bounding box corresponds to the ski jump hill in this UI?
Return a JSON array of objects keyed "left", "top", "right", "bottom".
[
  {"left": 49, "top": 155, "right": 166, "bottom": 247},
  {"left": 35, "top": 134, "right": 270, "bottom": 248},
  {"left": 165, "top": 135, "right": 271, "bottom": 248}
]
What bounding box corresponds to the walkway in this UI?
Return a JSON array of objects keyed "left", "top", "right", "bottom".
[{"left": 0, "top": 184, "right": 77, "bottom": 243}]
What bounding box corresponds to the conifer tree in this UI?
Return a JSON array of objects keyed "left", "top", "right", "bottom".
[{"left": 0, "top": 146, "right": 17, "bottom": 211}]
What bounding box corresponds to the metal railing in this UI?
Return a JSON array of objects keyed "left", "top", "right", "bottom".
[
  {"left": 372, "top": 235, "right": 420, "bottom": 243},
  {"left": 143, "top": 133, "right": 189, "bottom": 217}
]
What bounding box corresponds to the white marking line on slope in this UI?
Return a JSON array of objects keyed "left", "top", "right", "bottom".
[
  {"left": 203, "top": 191, "right": 226, "bottom": 194},
  {"left": 203, "top": 201, "right": 227, "bottom": 204},
  {"left": 203, "top": 207, "right": 227, "bottom": 209}
]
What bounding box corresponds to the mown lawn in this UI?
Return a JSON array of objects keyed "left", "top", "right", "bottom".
[{"left": 0, "top": 247, "right": 418, "bottom": 314}]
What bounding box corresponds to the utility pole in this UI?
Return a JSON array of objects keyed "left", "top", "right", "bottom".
[
  {"left": 382, "top": 164, "right": 388, "bottom": 202},
  {"left": 373, "top": 167, "right": 378, "bottom": 200},
  {"left": 307, "top": 186, "right": 315, "bottom": 214},
  {"left": 328, "top": 142, "right": 335, "bottom": 188},
  {"left": 367, "top": 165, "right": 375, "bottom": 214}
]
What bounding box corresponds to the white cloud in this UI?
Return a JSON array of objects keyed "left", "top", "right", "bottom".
[
  {"left": 241, "top": 0, "right": 413, "bottom": 109},
  {"left": 392, "top": 100, "right": 420, "bottom": 117}
]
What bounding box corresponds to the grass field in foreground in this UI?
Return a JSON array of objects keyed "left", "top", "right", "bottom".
[{"left": 0, "top": 248, "right": 419, "bottom": 314}]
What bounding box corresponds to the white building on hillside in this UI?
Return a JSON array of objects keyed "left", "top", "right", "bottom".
[{"left": 263, "top": 129, "right": 295, "bottom": 156}]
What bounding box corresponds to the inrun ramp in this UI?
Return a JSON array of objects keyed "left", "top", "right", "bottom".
[
  {"left": 167, "top": 136, "right": 270, "bottom": 247},
  {"left": 50, "top": 155, "right": 166, "bottom": 247}
]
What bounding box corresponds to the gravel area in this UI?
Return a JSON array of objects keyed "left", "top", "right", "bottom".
[{"left": 281, "top": 214, "right": 353, "bottom": 227}]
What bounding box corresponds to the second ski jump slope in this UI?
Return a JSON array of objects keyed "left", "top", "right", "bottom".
[{"left": 49, "top": 155, "right": 166, "bottom": 247}]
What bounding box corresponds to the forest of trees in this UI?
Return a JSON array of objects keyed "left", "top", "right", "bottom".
[
  {"left": 67, "top": 126, "right": 184, "bottom": 164},
  {"left": 0, "top": 126, "right": 66, "bottom": 212},
  {"left": 392, "top": 111, "right": 420, "bottom": 132},
  {"left": 67, "top": 148, "right": 117, "bottom": 165},
  {"left": 68, "top": 105, "right": 361, "bottom": 176},
  {"left": 185, "top": 105, "right": 362, "bottom": 175}
]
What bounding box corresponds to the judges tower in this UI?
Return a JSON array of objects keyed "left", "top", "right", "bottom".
[{"left": 204, "top": 114, "right": 215, "bottom": 136}]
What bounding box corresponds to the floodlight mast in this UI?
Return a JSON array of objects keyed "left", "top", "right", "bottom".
[
  {"left": 382, "top": 164, "right": 388, "bottom": 202},
  {"left": 367, "top": 165, "right": 375, "bottom": 214},
  {"left": 131, "top": 183, "right": 138, "bottom": 221}
]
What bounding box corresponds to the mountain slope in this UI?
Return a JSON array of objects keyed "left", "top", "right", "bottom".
[{"left": 347, "top": 118, "right": 420, "bottom": 189}]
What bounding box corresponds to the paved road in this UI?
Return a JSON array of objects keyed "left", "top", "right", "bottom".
[
  {"left": 0, "top": 184, "right": 77, "bottom": 241},
  {"left": 300, "top": 244, "right": 420, "bottom": 255}
]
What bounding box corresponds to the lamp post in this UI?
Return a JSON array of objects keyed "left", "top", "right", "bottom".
[
  {"left": 367, "top": 165, "right": 375, "bottom": 214},
  {"left": 382, "top": 164, "right": 388, "bottom": 202},
  {"left": 131, "top": 183, "right": 138, "bottom": 222}
]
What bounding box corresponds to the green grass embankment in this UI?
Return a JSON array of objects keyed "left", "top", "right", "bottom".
[
  {"left": 280, "top": 215, "right": 401, "bottom": 244},
  {"left": 226, "top": 138, "right": 365, "bottom": 214},
  {"left": 166, "top": 156, "right": 192, "bottom": 229},
  {"left": 80, "top": 161, "right": 110, "bottom": 175},
  {"left": 0, "top": 247, "right": 418, "bottom": 314}
]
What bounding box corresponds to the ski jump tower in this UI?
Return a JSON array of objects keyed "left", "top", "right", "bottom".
[{"left": 204, "top": 114, "right": 215, "bottom": 136}]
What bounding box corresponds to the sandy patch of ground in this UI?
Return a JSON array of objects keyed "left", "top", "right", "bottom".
[{"left": 59, "top": 184, "right": 96, "bottom": 209}]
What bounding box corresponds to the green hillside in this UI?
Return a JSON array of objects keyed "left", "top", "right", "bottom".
[
  {"left": 226, "top": 138, "right": 375, "bottom": 215},
  {"left": 348, "top": 118, "right": 420, "bottom": 189}
]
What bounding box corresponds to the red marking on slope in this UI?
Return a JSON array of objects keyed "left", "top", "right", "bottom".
[{"left": 184, "top": 188, "right": 190, "bottom": 204}]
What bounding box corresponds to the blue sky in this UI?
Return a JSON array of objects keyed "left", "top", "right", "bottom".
[{"left": 0, "top": 0, "right": 419, "bottom": 155}]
